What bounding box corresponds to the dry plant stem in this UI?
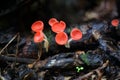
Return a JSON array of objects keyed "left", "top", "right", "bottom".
[
  {"left": 74, "top": 60, "right": 109, "bottom": 80},
  {"left": 15, "top": 33, "right": 20, "bottom": 65},
  {"left": 0, "top": 33, "right": 19, "bottom": 55}
]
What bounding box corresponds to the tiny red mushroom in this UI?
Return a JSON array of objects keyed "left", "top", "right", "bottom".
[
  {"left": 51, "top": 21, "right": 66, "bottom": 33},
  {"left": 55, "top": 32, "right": 68, "bottom": 45},
  {"left": 65, "top": 28, "right": 82, "bottom": 48},
  {"left": 111, "top": 19, "right": 119, "bottom": 27},
  {"left": 48, "top": 18, "right": 58, "bottom": 27},
  {"left": 70, "top": 28, "right": 82, "bottom": 40},
  {"left": 31, "top": 20, "right": 49, "bottom": 52},
  {"left": 34, "top": 31, "right": 44, "bottom": 43},
  {"left": 31, "top": 20, "right": 44, "bottom": 32}
]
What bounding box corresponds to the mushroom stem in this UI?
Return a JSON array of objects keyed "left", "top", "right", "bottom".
[
  {"left": 65, "top": 38, "right": 73, "bottom": 48},
  {"left": 43, "top": 33, "right": 49, "bottom": 52}
]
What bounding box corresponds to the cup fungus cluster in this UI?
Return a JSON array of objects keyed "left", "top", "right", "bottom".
[
  {"left": 31, "top": 18, "right": 83, "bottom": 50},
  {"left": 48, "top": 18, "right": 83, "bottom": 48},
  {"left": 31, "top": 20, "right": 49, "bottom": 52},
  {"left": 48, "top": 18, "right": 68, "bottom": 45}
]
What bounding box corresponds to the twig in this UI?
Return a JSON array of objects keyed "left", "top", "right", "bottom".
[
  {"left": 74, "top": 60, "right": 109, "bottom": 80},
  {"left": 15, "top": 33, "right": 20, "bottom": 64},
  {"left": 0, "top": 33, "right": 19, "bottom": 55},
  {"left": 0, "top": 55, "right": 35, "bottom": 64}
]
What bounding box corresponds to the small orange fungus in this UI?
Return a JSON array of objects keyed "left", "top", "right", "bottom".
[
  {"left": 34, "top": 32, "right": 44, "bottom": 43},
  {"left": 55, "top": 32, "right": 68, "bottom": 45},
  {"left": 70, "top": 28, "right": 82, "bottom": 40},
  {"left": 51, "top": 21, "right": 66, "bottom": 33},
  {"left": 48, "top": 18, "right": 58, "bottom": 27},
  {"left": 111, "top": 19, "right": 119, "bottom": 27},
  {"left": 31, "top": 21, "right": 44, "bottom": 32}
]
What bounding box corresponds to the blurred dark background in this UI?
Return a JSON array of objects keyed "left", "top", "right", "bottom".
[{"left": 0, "top": 0, "right": 120, "bottom": 32}]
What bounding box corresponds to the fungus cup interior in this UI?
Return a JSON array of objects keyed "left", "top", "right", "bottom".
[
  {"left": 55, "top": 32, "right": 68, "bottom": 45},
  {"left": 34, "top": 32, "right": 44, "bottom": 43},
  {"left": 111, "top": 19, "right": 119, "bottom": 27},
  {"left": 48, "top": 18, "right": 58, "bottom": 27},
  {"left": 52, "top": 21, "right": 66, "bottom": 33},
  {"left": 70, "top": 28, "right": 82, "bottom": 40},
  {"left": 31, "top": 21, "right": 44, "bottom": 32}
]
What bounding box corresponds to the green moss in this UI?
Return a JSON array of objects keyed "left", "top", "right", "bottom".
[
  {"left": 44, "top": 30, "right": 55, "bottom": 44},
  {"left": 80, "top": 53, "right": 90, "bottom": 65},
  {"left": 66, "top": 27, "right": 72, "bottom": 33}
]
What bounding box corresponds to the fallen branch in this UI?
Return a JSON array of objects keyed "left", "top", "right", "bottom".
[{"left": 0, "top": 55, "right": 35, "bottom": 64}]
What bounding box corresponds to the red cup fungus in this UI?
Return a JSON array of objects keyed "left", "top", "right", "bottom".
[
  {"left": 55, "top": 32, "right": 68, "bottom": 45},
  {"left": 31, "top": 20, "right": 49, "bottom": 52},
  {"left": 65, "top": 28, "right": 82, "bottom": 48},
  {"left": 111, "top": 19, "right": 119, "bottom": 27},
  {"left": 34, "top": 31, "right": 44, "bottom": 43},
  {"left": 48, "top": 18, "right": 58, "bottom": 27},
  {"left": 51, "top": 21, "right": 66, "bottom": 33},
  {"left": 70, "top": 28, "right": 82, "bottom": 40},
  {"left": 31, "top": 21, "right": 44, "bottom": 32}
]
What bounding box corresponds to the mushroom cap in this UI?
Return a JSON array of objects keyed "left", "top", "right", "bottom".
[
  {"left": 70, "top": 28, "right": 82, "bottom": 40},
  {"left": 51, "top": 21, "right": 66, "bottom": 33},
  {"left": 34, "top": 31, "right": 44, "bottom": 43},
  {"left": 31, "top": 21, "right": 44, "bottom": 32},
  {"left": 48, "top": 18, "right": 58, "bottom": 27},
  {"left": 111, "top": 19, "right": 119, "bottom": 27},
  {"left": 55, "top": 32, "right": 68, "bottom": 45}
]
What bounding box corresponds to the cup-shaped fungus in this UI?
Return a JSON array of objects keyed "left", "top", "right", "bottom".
[
  {"left": 31, "top": 21, "right": 44, "bottom": 32},
  {"left": 65, "top": 28, "right": 82, "bottom": 48},
  {"left": 55, "top": 32, "right": 68, "bottom": 45},
  {"left": 48, "top": 18, "right": 58, "bottom": 27},
  {"left": 111, "top": 19, "right": 119, "bottom": 27},
  {"left": 31, "top": 20, "right": 49, "bottom": 52},
  {"left": 70, "top": 28, "right": 82, "bottom": 40},
  {"left": 34, "top": 31, "right": 44, "bottom": 43},
  {"left": 51, "top": 21, "right": 66, "bottom": 33}
]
